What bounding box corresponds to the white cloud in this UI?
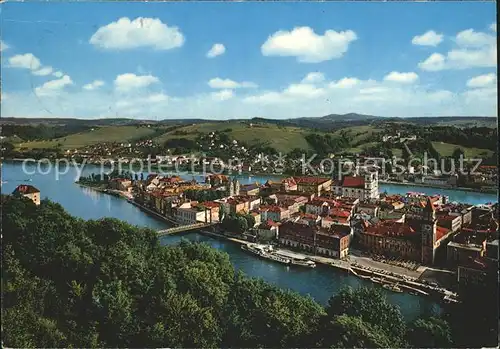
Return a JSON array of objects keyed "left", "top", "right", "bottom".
[
  {"left": 206, "top": 43, "right": 226, "bottom": 58},
  {"left": 83, "top": 80, "right": 105, "bottom": 90},
  {"left": 7, "top": 53, "right": 42, "bottom": 70},
  {"left": 302, "top": 72, "right": 325, "bottom": 84},
  {"left": 328, "top": 77, "right": 361, "bottom": 89},
  {"left": 418, "top": 28, "right": 496, "bottom": 71},
  {"left": 261, "top": 26, "right": 357, "bottom": 63},
  {"left": 2, "top": 72, "right": 497, "bottom": 119},
  {"left": 114, "top": 73, "right": 160, "bottom": 92},
  {"left": 490, "top": 23, "right": 497, "bottom": 32},
  {"left": 89, "top": 17, "right": 185, "bottom": 50},
  {"left": 211, "top": 89, "right": 234, "bottom": 101},
  {"left": 412, "top": 30, "right": 443, "bottom": 46},
  {"left": 32, "top": 66, "right": 54, "bottom": 76},
  {"left": 53, "top": 71, "right": 64, "bottom": 78},
  {"left": 208, "top": 78, "right": 257, "bottom": 89},
  {"left": 34, "top": 75, "right": 73, "bottom": 96},
  {"left": 455, "top": 29, "right": 496, "bottom": 48},
  {"left": 383, "top": 71, "right": 419, "bottom": 84},
  {"left": 0, "top": 40, "right": 9, "bottom": 52},
  {"left": 466, "top": 73, "right": 497, "bottom": 88}
]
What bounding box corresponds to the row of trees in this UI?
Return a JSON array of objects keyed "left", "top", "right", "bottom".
[
  {"left": 221, "top": 212, "right": 256, "bottom": 233},
  {"left": 2, "top": 195, "right": 497, "bottom": 348}
]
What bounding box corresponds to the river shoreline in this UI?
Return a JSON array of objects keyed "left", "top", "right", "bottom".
[
  {"left": 379, "top": 179, "right": 497, "bottom": 194},
  {"left": 5, "top": 158, "right": 495, "bottom": 195}
]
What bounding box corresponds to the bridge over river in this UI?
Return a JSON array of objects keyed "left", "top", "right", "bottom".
[{"left": 157, "top": 222, "right": 217, "bottom": 236}]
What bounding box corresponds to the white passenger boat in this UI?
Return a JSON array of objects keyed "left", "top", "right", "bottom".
[{"left": 241, "top": 244, "right": 291, "bottom": 265}]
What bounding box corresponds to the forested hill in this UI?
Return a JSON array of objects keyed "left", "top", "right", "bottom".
[{"left": 1, "top": 196, "right": 497, "bottom": 348}]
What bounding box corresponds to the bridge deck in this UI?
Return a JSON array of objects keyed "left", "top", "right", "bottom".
[{"left": 157, "top": 222, "right": 216, "bottom": 236}]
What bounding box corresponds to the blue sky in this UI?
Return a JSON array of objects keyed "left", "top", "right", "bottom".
[{"left": 1, "top": 2, "right": 497, "bottom": 119}]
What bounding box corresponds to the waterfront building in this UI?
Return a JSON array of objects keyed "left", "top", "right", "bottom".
[
  {"left": 293, "top": 177, "right": 332, "bottom": 196},
  {"left": 175, "top": 203, "right": 210, "bottom": 224},
  {"left": 259, "top": 205, "right": 290, "bottom": 222},
  {"left": 278, "top": 221, "right": 350, "bottom": 258},
  {"left": 256, "top": 219, "right": 280, "bottom": 242},
  {"left": 331, "top": 172, "right": 379, "bottom": 200},
  {"left": 223, "top": 195, "right": 260, "bottom": 214},
  {"left": 447, "top": 231, "right": 487, "bottom": 267},
  {"left": 109, "top": 178, "right": 132, "bottom": 191},
  {"left": 457, "top": 256, "right": 497, "bottom": 289},
  {"left": 239, "top": 183, "right": 260, "bottom": 196},
  {"left": 279, "top": 221, "right": 317, "bottom": 253},
  {"left": 315, "top": 224, "right": 351, "bottom": 259},
  {"left": 12, "top": 185, "right": 40, "bottom": 206}
]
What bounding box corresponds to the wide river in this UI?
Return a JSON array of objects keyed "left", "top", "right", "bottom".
[{"left": 2, "top": 162, "right": 497, "bottom": 319}]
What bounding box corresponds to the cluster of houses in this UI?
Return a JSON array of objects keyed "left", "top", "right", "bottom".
[{"left": 11, "top": 168, "right": 499, "bottom": 289}]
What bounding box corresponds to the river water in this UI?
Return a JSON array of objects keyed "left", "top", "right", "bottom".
[{"left": 3, "top": 161, "right": 496, "bottom": 319}]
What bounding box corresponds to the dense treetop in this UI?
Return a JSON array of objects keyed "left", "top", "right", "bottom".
[{"left": 1, "top": 195, "right": 492, "bottom": 348}]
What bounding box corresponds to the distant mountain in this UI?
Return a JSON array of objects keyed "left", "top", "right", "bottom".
[{"left": 0, "top": 114, "right": 496, "bottom": 130}]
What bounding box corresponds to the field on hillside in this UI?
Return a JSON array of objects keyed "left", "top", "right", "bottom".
[
  {"left": 330, "top": 125, "right": 384, "bottom": 145},
  {"left": 431, "top": 141, "right": 494, "bottom": 158},
  {"left": 154, "top": 121, "right": 313, "bottom": 153},
  {"left": 17, "top": 126, "right": 161, "bottom": 149}
]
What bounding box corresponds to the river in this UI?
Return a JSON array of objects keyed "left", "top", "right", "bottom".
[{"left": 4, "top": 161, "right": 496, "bottom": 319}]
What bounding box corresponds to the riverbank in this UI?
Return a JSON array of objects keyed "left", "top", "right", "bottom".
[
  {"left": 380, "top": 179, "right": 497, "bottom": 194},
  {"left": 197, "top": 229, "right": 457, "bottom": 303}
]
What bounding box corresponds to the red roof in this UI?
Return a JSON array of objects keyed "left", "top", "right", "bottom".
[
  {"left": 436, "top": 226, "right": 451, "bottom": 241},
  {"left": 293, "top": 176, "right": 330, "bottom": 185},
  {"left": 329, "top": 208, "right": 351, "bottom": 218},
  {"left": 13, "top": 185, "right": 40, "bottom": 194},
  {"left": 365, "top": 221, "right": 417, "bottom": 238},
  {"left": 341, "top": 176, "right": 365, "bottom": 188}
]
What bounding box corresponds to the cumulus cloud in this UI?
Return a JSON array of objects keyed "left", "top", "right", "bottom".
[
  {"left": 261, "top": 26, "right": 357, "bottom": 63},
  {"left": 418, "top": 28, "right": 496, "bottom": 71},
  {"left": 114, "top": 73, "right": 160, "bottom": 92},
  {"left": 0, "top": 40, "right": 9, "bottom": 52},
  {"left": 302, "top": 72, "right": 325, "bottom": 84},
  {"left": 211, "top": 89, "right": 234, "bottom": 101},
  {"left": 32, "top": 66, "right": 54, "bottom": 76},
  {"left": 89, "top": 17, "right": 185, "bottom": 50},
  {"left": 83, "top": 80, "right": 105, "bottom": 91},
  {"left": 206, "top": 43, "right": 226, "bottom": 58},
  {"left": 383, "top": 71, "right": 419, "bottom": 84},
  {"left": 466, "top": 73, "right": 497, "bottom": 88},
  {"left": 208, "top": 78, "right": 257, "bottom": 89},
  {"left": 7, "top": 53, "right": 42, "bottom": 70},
  {"left": 328, "top": 77, "right": 361, "bottom": 89},
  {"left": 412, "top": 30, "right": 443, "bottom": 46},
  {"left": 53, "top": 71, "right": 64, "bottom": 78},
  {"left": 34, "top": 75, "right": 73, "bottom": 96},
  {"left": 490, "top": 23, "right": 497, "bottom": 32}
]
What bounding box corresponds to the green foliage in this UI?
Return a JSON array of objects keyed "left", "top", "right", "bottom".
[
  {"left": 325, "top": 286, "right": 406, "bottom": 346},
  {"left": 305, "top": 133, "right": 350, "bottom": 156},
  {"left": 2, "top": 195, "right": 459, "bottom": 348},
  {"left": 221, "top": 213, "right": 248, "bottom": 233},
  {"left": 406, "top": 317, "right": 452, "bottom": 348}
]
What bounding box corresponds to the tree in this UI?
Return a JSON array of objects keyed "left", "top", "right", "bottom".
[
  {"left": 218, "top": 204, "right": 226, "bottom": 222},
  {"left": 406, "top": 317, "right": 452, "bottom": 348},
  {"left": 324, "top": 286, "right": 406, "bottom": 346}
]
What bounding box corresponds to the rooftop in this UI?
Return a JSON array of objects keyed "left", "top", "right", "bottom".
[
  {"left": 13, "top": 185, "right": 40, "bottom": 195},
  {"left": 341, "top": 176, "right": 365, "bottom": 188}
]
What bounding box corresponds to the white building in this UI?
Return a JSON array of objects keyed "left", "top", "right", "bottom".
[{"left": 332, "top": 171, "right": 379, "bottom": 200}]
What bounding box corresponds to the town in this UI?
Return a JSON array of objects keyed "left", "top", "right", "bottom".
[{"left": 13, "top": 162, "right": 488, "bottom": 301}]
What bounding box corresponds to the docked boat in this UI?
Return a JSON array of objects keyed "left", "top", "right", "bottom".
[
  {"left": 382, "top": 283, "right": 403, "bottom": 293},
  {"left": 241, "top": 244, "right": 291, "bottom": 265},
  {"left": 291, "top": 259, "right": 316, "bottom": 268}
]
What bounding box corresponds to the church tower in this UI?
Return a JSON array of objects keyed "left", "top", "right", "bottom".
[
  {"left": 229, "top": 180, "right": 235, "bottom": 197},
  {"left": 233, "top": 178, "right": 240, "bottom": 196},
  {"left": 421, "top": 197, "right": 437, "bottom": 265}
]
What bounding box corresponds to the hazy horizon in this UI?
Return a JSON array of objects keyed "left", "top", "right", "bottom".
[{"left": 1, "top": 2, "right": 497, "bottom": 120}]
